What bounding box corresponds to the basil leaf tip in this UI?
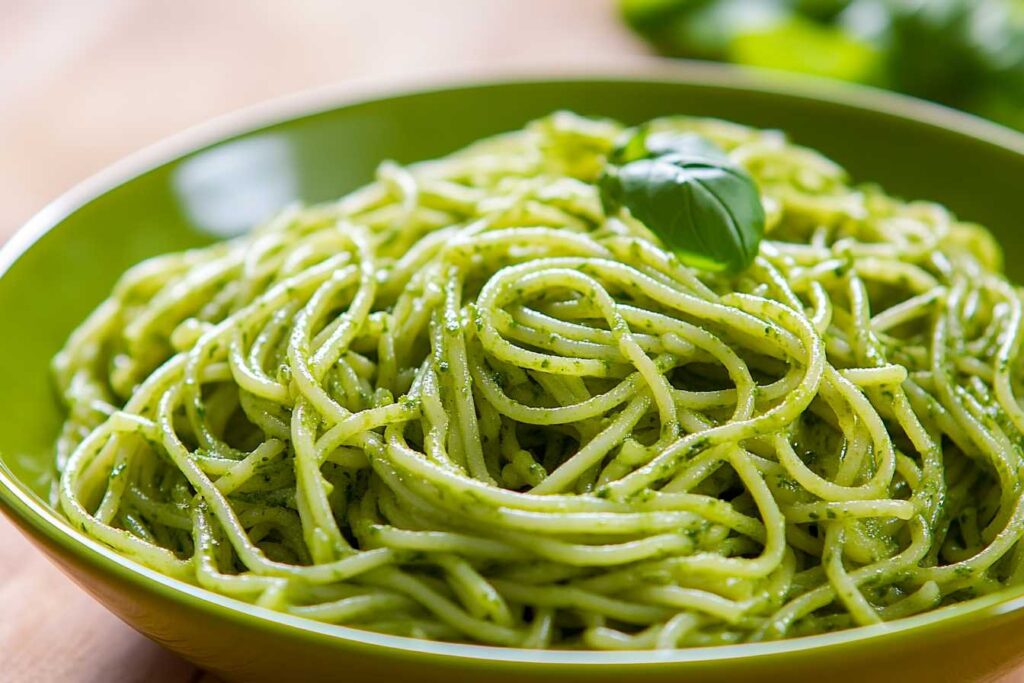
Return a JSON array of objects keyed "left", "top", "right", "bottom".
[{"left": 599, "top": 126, "right": 766, "bottom": 274}]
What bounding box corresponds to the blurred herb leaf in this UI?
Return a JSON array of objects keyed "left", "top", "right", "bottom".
[
  {"left": 620, "top": 0, "right": 788, "bottom": 59},
  {"left": 619, "top": 0, "right": 1024, "bottom": 131},
  {"left": 729, "top": 15, "right": 882, "bottom": 82}
]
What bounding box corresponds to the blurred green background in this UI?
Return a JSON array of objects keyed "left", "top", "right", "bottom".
[{"left": 620, "top": 0, "right": 1024, "bottom": 130}]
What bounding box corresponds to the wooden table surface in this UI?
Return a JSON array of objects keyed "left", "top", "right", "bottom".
[{"left": 0, "top": 2, "right": 1019, "bottom": 681}]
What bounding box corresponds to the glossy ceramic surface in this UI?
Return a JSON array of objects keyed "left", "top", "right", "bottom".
[{"left": 4, "top": 67, "right": 1024, "bottom": 682}]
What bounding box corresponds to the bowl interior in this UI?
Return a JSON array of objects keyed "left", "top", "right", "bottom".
[{"left": 3, "top": 72, "right": 1024, "bottom": 670}]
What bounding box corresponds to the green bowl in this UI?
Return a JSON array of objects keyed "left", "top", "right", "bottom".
[{"left": 4, "top": 67, "right": 1024, "bottom": 683}]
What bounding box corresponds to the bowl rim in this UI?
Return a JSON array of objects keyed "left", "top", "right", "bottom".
[{"left": 5, "top": 61, "right": 1024, "bottom": 666}]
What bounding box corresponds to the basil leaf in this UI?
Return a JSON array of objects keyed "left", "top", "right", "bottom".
[{"left": 600, "top": 128, "right": 765, "bottom": 273}]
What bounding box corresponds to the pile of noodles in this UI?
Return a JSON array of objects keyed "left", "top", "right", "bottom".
[{"left": 54, "top": 112, "right": 1024, "bottom": 648}]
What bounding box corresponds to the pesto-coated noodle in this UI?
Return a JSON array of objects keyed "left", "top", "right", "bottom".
[{"left": 54, "top": 113, "right": 1024, "bottom": 648}]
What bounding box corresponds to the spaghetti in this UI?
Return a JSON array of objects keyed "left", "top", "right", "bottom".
[{"left": 53, "top": 112, "right": 1024, "bottom": 648}]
